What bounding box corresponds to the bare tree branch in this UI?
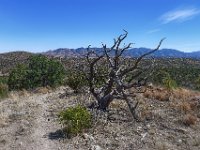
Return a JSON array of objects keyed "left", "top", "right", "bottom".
[
  {"left": 84, "top": 31, "right": 165, "bottom": 120},
  {"left": 121, "top": 38, "right": 165, "bottom": 76}
]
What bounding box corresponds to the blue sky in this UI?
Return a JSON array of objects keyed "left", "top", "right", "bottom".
[{"left": 0, "top": 0, "right": 200, "bottom": 53}]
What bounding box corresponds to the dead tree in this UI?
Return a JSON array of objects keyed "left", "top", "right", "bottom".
[{"left": 85, "top": 30, "right": 165, "bottom": 120}]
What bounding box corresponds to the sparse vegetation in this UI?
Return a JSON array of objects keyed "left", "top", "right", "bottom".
[
  {"left": 152, "top": 63, "right": 200, "bottom": 90},
  {"left": 0, "top": 51, "right": 32, "bottom": 74},
  {"left": 65, "top": 70, "right": 86, "bottom": 93},
  {"left": 0, "top": 83, "right": 8, "bottom": 99},
  {"left": 195, "top": 75, "right": 200, "bottom": 90}
]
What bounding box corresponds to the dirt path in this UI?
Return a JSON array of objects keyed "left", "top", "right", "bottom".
[
  {"left": 0, "top": 87, "right": 69, "bottom": 150},
  {"left": 27, "top": 93, "right": 58, "bottom": 150}
]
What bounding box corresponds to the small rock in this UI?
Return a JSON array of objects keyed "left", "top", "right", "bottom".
[
  {"left": 83, "top": 133, "right": 95, "bottom": 143},
  {"left": 178, "top": 139, "right": 182, "bottom": 143},
  {"left": 148, "top": 128, "right": 156, "bottom": 135},
  {"left": 141, "top": 132, "right": 147, "bottom": 141},
  {"left": 90, "top": 145, "right": 102, "bottom": 150},
  {"left": 146, "top": 124, "right": 151, "bottom": 129}
]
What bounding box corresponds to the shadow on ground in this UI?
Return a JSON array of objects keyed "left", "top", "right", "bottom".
[{"left": 48, "top": 129, "right": 66, "bottom": 140}]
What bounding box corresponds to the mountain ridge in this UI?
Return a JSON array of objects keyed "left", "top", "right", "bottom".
[{"left": 43, "top": 48, "right": 200, "bottom": 58}]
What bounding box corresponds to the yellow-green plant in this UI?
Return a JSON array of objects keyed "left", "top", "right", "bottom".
[
  {"left": 59, "top": 105, "right": 91, "bottom": 135},
  {"left": 162, "top": 73, "right": 177, "bottom": 90}
]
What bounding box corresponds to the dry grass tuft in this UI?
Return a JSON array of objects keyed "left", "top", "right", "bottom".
[
  {"left": 143, "top": 88, "right": 170, "bottom": 101},
  {"left": 178, "top": 101, "right": 192, "bottom": 113},
  {"left": 34, "top": 87, "right": 51, "bottom": 94},
  {"left": 18, "top": 89, "right": 30, "bottom": 97},
  {"left": 189, "top": 97, "right": 200, "bottom": 109},
  {"left": 172, "top": 88, "right": 199, "bottom": 100},
  {"left": 170, "top": 88, "right": 200, "bottom": 115},
  {"left": 154, "top": 92, "right": 169, "bottom": 101},
  {"left": 183, "top": 114, "right": 197, "bottom": 126},
  {"left": 0, "top": 115, "right": 8, "bottom": 128},
  {"left": 143, "top": 90, "right": 152, "bottom": 99},
  {"left": 8, "top": 90, "right": 31, "bottom": 101},
  {"left": 144, "top": 87, "right": 200, "bottom": 102},
  {"left": 140, "top": 108, "right": 153, "bottom": 121}
]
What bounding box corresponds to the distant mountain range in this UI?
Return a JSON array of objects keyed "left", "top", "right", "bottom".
[
  {"left": 44, "top": 48, "right": 200, "bottom": 58},
  {"left": 1, "top": 48, "right": 200, "bottom": 74},
  {"left": 1, "top": 48, "right": 200, "bottom": 60}
]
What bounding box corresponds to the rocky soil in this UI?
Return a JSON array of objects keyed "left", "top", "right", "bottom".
[{"left": 0, "top": 86, "right": 200, "bottom": 150}]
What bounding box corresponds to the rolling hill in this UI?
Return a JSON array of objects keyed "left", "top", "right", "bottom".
[{"left": 0, "top": 51, "right": 33, "bottom": 74}]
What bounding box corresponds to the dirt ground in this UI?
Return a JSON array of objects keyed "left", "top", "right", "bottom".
[{"left": 0, "top": 86, "right": 200, "bottom": 150}]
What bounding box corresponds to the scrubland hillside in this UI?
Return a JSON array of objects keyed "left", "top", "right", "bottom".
[
  {"left": 0, "top": 51, "right": 33, "bottom": 74},
  {"left": 0, "top": 85, "right": 200, "bottom": 150},
  {"left": 0, "top": 44, "right": 200, "bottom": 150}
]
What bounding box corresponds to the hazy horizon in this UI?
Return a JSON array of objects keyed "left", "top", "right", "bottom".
[
  {"left": 1, "top": 46, "right": 200, "bottom": 55},
  {"left": 0, "top": 0, "right": 200, "bottom": 53}
]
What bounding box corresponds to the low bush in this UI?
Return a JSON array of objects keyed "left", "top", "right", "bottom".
[
  {"left": 0, "top": 83, "right": 8, "bottom": 99},
  {"left": 8, "top": 64, "right": 29, "bottom": 90},
  {"left": 28, "top": 55, "right": 65, "bottom": 88},
  {"left": 65, "top": 70, "right": 86, "bottom": 93},
  {"left": 162, "top": 73, "right": 177, "bottom": 90},
  {"left": 59, "top": 105, "right": 91, "bottom": 136},
  {"left": 0, "top": 76, "right": 8, "bottom": 84}
]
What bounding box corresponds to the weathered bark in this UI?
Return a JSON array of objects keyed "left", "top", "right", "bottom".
[{"left": 98, "top": 93, "right": 114, "bottom": 110}]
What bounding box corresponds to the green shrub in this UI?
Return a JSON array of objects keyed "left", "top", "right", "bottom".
[
  {"left": 94, "top": 66, "right": 108, "bottom": 87},
  {"left": 59, "top": 105, "right": 91, "bottom": 135},
  {"left": 65, "top": 70, "right": 86, "bottom": 93},
  {"left": 0, "top": 76, "right": 8, "bottom": 84},
  {"left": 152, "top": 69, "right": 168, "bottom": 85},
  {"left": 152, "top": 65, "right": 200, "bottom": 90},
  {"left": 0, "top": 83, "right": 8, "bottom": 99},
  {"left": 162, "top": 74, "right": 177, "bottom": 90},
  {"left": 8, "top": 64, "right": 29, "bottom": 90},
  {"left": 8, "top": 55, "right": 65, "bottom": 90},
  {"left": 27, "top": 55, "right": 65, "bottom": 88},
  {"left": 152, "top": 70, "right": 177, "bottom": 90}
]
